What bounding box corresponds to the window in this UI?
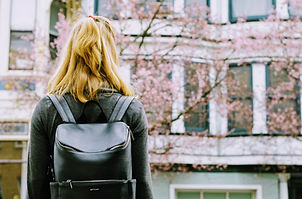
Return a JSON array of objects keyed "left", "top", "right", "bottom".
[
  {"left": 227, "top": 65, "right": 253, "bottom": 134},
  {"left": 9, "top": 0, "right": 36, "bottom": 70},
  {"left": 0, "top": 122, "right": 29, "bottom": 136},
  {"left": 177, "top": 191, "right": 254, "bottom": 199},
  {"left": 184, "top": 63, "right": 209, "bottom": 133},
  {"left": 138, "top": 0, "right": 174, "bottom": 16},
  {"left": 49, "top": 0, "right": 66, "bottom": 60},
  {"left": 288, "top": 0, "right": 302, "bottom": 17},
  {"left": 289, "top": 177, "right": 302, "bottom": 199},
  {"left": 0, "top": 78, "right": 35, "bottom": 91},
  {"left": 9, "top": 32, "right": 34, "bottom": 70},
  {"left": 229, "top": 0, "right": 275, "bottom": 22},
  {"left": 95, "top": 0, "right": 174, "bottom": 18},
  {"left": 14, "top": 141, "right": 25, "bottom": 149},
  {"left": 185, "top": 0, "right": 208, "bottom": 8},
  {"left": 184, "top": 0, "right": 209, "bottom": 18},
  {"left": 94, "top": 0, "right": 114, "bottom": 17},
  {"left": 266, "top": 65, "right": 300, "bottom": 134}
]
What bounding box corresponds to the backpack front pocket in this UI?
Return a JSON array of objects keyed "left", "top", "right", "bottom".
[{"left": 50, "top": 179, "right": 136, "bottom": 199}]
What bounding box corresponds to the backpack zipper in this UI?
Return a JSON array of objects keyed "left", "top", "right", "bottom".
[
  {"left": 57, "top": 141, "right": 82, "bottom": 152},
  {"left": 66, "top": 179, "right": 73, "bottom": 189},
  {"left": 108, "top": 132, "right": 130, "bottom": 150},
  {"left": 129, "top": 127, "right": 135, "bottom": 141}
]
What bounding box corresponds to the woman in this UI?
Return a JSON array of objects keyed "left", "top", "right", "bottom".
[{"left": 27, "top": 16, "right": 153, "bottom": 199}]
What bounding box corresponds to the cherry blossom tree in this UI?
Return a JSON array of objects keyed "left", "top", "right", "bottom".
[{"left": 4, "top": 0, "right": 302, "bottom": 171}]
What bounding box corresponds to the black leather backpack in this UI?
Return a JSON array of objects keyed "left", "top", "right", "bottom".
[{"left": 47, "top": 94, "right": 136, "bottom": 199}]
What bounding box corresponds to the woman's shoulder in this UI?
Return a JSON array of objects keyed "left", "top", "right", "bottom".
[
  {"left": 33, "top": 95, "right": 54, "bottom": 113},
  {"left": 123, "top": 96, "right": 148, "bottom": 133}
]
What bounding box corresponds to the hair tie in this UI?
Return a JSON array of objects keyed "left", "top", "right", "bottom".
[{"left": 88, "top": 15, "right": 96, "bottom": 21}]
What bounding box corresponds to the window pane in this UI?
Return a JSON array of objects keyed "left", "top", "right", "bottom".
[
  {"left": 184, "top": 104, "right": 208, "bottom": 132},
  {"left": 0, "top": 141, "right": 26, "bottom": 199},
  {"left": 228, "top": 99, "right": 253, "bottom": 133},
  {"left": 138, "top": 0, "right": 174, "bottom": 15},
  {"left": 231, "top": 0, "right": 273, "bottom": 19},
  {"left": 49, "top": 0, "right": 66, "bottom": 60},
  {"left": 185, "top": 0, "right": 207, "bottom": 7},
  {"left": 9, "top": 31, "right": 34, "bottom": 70},
  {"left": 143, "top": 0, "right": 173, "bottom": 3},
  {"left": 0, "top": 122, "right": 29, "bottom": 136},
  {"left": 185, "top": 0, "right": 208, "bottom": 18},
  {"left": 184, "top": 64, "right": 209, "bottom": 133},
  {"left": 289, "top": 0, "right": 302, "bottom": 16},
  {"left": 50, "top": 0, "right": 66, "bottom": 36},
  {"left": 228, "top": 66, "right": 252, "bottom": 96},
  {"left": 96, "top": 0, "right": 113, "bottom": 17},
  {"left": 229, "top": 192, "right": 252, "bottom": 199},
  {"left": 270, "top": 99, "right": 298, "bottom": 112},
  {"left": 228, "top": 65, "right": 253, "bottom": 133},
  {"left": 204, "top": 192, "right": 226, "bottom": 199},
  {"left": 267, "top": 67, "right": 298, "bottom": 99},
  {"left": 0, "top": 79, "right": 35, "bottom": 91},
  {"left": 11, "top": 0, "right": 36, "bottom": 30},
  {"left": 268, "top": 68, "right": 290, "bottom": 89},
  {"left": 178, "top": 192, "right": 200, "bottom": 199},
  {"left": 267, "top": 66, "right": 300, "bottom": 134}
]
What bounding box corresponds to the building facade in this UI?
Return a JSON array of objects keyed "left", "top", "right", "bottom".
[{"left": 0, "top": 0, "right": 302, "bottom": 199}]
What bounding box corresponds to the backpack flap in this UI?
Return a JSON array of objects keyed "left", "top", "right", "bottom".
[
  {"left": 56, "top": 122, "right": 130, "bottom": 152},
  {"left": 54, "top": 121, "right": 132, "bottom": 181}
]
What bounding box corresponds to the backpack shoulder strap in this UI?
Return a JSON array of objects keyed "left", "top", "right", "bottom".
[
  {"left": 109, "top": 96, "right": 134, "bottom": 122},
  {"left": 47, "top": 94, "right": 76, "bottom": 123}
]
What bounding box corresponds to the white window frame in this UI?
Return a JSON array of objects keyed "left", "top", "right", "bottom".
[
  {"left": 170, "top": 184, "right": 262, "bottom": 199},
  {"left": 0, "top": 0, "right": 52, "bottom": 75}
]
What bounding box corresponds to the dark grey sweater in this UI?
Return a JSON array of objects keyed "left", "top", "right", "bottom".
[{"left": 27, "top": 91, "right": 153, "bottom": 199}]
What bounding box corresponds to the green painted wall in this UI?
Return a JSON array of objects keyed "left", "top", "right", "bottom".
[{"left": 151, "top": 172, "right": 279, "bottom": 199}]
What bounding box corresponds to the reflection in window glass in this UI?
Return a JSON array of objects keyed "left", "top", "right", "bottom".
[
  {"left": 204, "top": 192, "right": 226, "bottom": 199},
  {"left": 9, "top": 31, "right": 34, "bottom": 70},
  {"left": 230, "top": 0, "right": 273, "bottom": 21},
  {"left": 266, "top": 66, "right": 300, "bottom": 134},
  {"left": 178, "top": 192, "right": 200, "bottom": 199},
  {"left": 289, "top": 0, "right": 302, "bottom": 17},
  {"left": 0, "top": 122, "right": 29, "bottom": 136},
  {"left": 184, "top": 63, "right": 209, "bottom": 133},
  {"left": 95, "top": 0, "right": 113, "bottom": 17},
  {"left": 185, "top": 0, "right": 208, "bottom": 18},
  {"left": 228, "top": 65, "right": 253, "bottom": 134},
  {"left": 0, "top": 79, "right": 35, "bottom": 91},
  {"left": 229, "top": 192, "right": 252, "bottom": 199},
  {"left": 49, "top": 0, "right": 66, "bottom": 60},
  {"left": 267, "top": 67, "right": 299, "bottom": 106},
  {"left": 185, "top": 0, "right": 207, "bottom": 7},
  {"left": 136, "top": 0, "right": 174, "bottom": 16},
  {"left": 177, "top": 191, "right": 253, "bottom": 199}
]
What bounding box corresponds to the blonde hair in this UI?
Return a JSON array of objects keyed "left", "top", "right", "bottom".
[{"left": 48, "top": 16, "right": 134, "bottom": 103}]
